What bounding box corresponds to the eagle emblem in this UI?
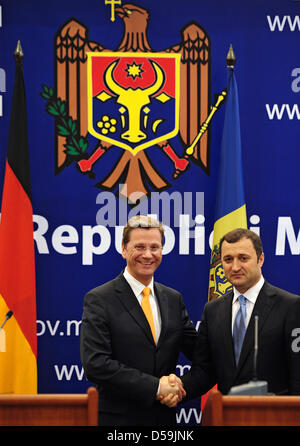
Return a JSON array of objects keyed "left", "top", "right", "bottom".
[{"left": 41, "top": 3, "right": 225, "bottom": 203}]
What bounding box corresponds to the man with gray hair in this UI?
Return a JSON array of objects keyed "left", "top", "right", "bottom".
[{"left": 80, "top": 215, "right": 197, "bottom": 426}]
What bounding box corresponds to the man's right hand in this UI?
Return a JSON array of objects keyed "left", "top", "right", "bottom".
[{"left": 156, "top": 374, "right": 186, "bottom": 408}]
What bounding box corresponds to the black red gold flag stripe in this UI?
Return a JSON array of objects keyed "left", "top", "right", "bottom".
[{"left": 0, "top": 42, "right": 37, "bottom": 393}]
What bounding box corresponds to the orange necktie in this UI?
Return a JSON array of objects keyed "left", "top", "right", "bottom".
[{"left": 141, "top": 287, "right": 156, "bottom": 343}]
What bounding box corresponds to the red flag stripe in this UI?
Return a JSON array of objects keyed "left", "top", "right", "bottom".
[{"left": 0, "top": 160, "right": 36, "bottom": 357}]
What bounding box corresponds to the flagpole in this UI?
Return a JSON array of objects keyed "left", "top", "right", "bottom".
[
  {"left": 226, "top": 43, "right": 236, "bottom": 69},
  {"left": 14, "top": 40, "right": 24, "bottom": 60}
]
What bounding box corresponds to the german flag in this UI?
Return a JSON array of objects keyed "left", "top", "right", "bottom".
[{"left": 0, "top": 42, "right": 37, "bottom": 393}]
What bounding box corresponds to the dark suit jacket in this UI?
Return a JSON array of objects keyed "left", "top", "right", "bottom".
[
  {"left": 80, "top": 272, "right": 197, "bottom": 426},
  {"left": 182, "top": 281, "right": 300, "bottom": 398}
]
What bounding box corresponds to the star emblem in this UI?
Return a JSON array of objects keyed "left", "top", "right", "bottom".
[{"left": 125, "top": 61, "right": 144, "bottom": 79}]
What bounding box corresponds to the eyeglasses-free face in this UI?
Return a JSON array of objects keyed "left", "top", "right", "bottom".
[
  {"left": 221, "top": 237, "right": 264, "bottom": 294},
  {"left": 122, "top": 228, "right": 163, "bottom": 285}
]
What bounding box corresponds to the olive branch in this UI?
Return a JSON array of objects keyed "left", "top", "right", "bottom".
[
  {"left": 211, "top": 244, "right": 221, "bottom": 264},
  {"left": 40, "top": 85, "right": 89, "bottom": 156}
]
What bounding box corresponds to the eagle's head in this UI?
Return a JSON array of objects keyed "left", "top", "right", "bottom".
[
  {"left": 115, "top": 3, "right": 152, "bottom": 52},
  {"left": 115, "top": 3, "right": 150, "bottom": 26}
]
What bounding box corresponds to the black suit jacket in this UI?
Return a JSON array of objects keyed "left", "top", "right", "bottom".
[
  {"left": 80, "top": 273, "right": 197, "bottom": 426},
  {"left": 182, "top": 281, "right": 300, "bottom": 398}
]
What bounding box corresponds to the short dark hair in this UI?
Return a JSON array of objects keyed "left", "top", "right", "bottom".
[
  {"left": 122, "top": 215, "right": 164, "bottom": 246},
  {"left": 219, "top": 228, "right": 263, "bottom": 260}
]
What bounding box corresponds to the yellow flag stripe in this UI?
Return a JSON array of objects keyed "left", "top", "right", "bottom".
[
  {"left": 212, "top": 204, "right": 247, "bottom": 246},
  {"left": 209, "top": 205, "right": 247, "bottom": 300},
  {"left": 0, "top": 295, "right": 37, "bottom": 393}
]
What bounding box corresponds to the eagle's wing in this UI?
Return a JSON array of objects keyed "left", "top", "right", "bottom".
[
  {"left": 164, "top": 22, "right": 211, "bottom": 174},
  {"left": 55, "top": 18, "right": 105, "bottom": 172}
]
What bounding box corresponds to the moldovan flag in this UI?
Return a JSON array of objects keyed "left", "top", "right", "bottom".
[
  {"left": 208, "top": 61, "right": 247, "bottom": 302},
  {"left": 202, "top": 58, "right": 247, "bottom": 410},
  {"left": 0, "top": 43, "right": 37, "bottom": 393}
]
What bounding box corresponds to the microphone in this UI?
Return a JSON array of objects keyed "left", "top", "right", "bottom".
[
  {"left": 252, "top": 314, "right": 259, "bottom": 381},
  {"left": 0, "top": 310, "right": 13, "bottom": 331},
  {"left": 228, "top": 314, "right": 269, "bottom": 395}
]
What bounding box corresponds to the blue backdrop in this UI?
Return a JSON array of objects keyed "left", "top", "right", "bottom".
[{"left": 0, "top": 0, "right": 300, "bottom": 425}]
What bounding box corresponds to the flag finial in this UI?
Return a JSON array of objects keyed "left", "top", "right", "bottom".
[
  {"left": 14, "top": 40, "right": 24, "bottom": 61},
  {"left": 226, "top": 44, "right": 236, "bottom": 68}
]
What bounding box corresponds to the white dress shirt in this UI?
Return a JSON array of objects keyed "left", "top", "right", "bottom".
[
  {"left": 123, "top": 267, "right": 161, "bottom": 342},
  {"left": 231, "top": 275, "right": 265, "bottom": 333}
]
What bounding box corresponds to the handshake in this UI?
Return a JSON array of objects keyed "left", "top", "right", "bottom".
[{"left": 156, "top": 374, "right": 185, "bottom": 408}]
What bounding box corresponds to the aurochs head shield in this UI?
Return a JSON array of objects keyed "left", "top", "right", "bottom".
[{"left": 87, "top": 52, "right": 181, "bottom": 155}]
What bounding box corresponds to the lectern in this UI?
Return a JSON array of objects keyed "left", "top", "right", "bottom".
[
  {"left": 202, "top": 389, "right": 300, "bottom": 426},
  {"left": 0, "top": 387, "right": 98, "bottom": 426}
]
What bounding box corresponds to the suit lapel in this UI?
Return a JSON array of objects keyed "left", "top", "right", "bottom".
[
  {"left": 236, "top": 281, "right": 277, "bottom": 373},
  {"left": 114, "top": 273, "right": 156, "bottom": 344},
  {"left": 154, "top": 282, "right": 168, "bottom": 347},
  {"left": 220, "top": 292, "right": 236, "bottom": 371}
]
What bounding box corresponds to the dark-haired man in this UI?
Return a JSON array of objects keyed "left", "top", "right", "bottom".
[
  {"left": 160, "top": 228, "right": 300, "bottom": 407},
  {"left": 80, "top": 215, "right": 197, "bottom": 425}
]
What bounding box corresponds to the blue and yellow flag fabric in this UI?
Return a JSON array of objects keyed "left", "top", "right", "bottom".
[{"left": 208, "top": 65, "right": 247, "bottom": 301}]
